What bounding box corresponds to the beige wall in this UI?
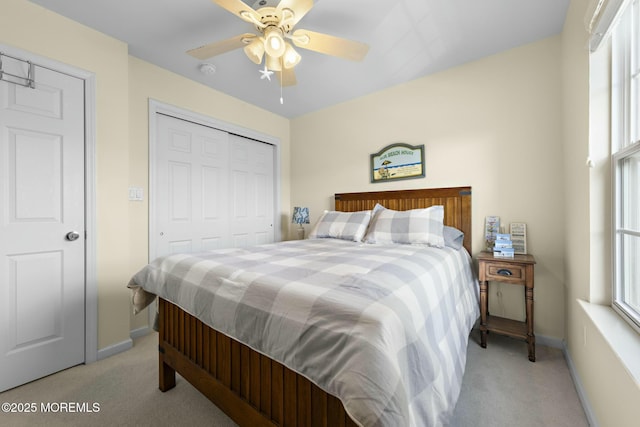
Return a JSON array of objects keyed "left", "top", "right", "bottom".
[
  {"left": 291, "top": 37, "right": 566, "bottom": 339},
  {"left": 562, "top": 0, "right": 640, "bottom": 426}
]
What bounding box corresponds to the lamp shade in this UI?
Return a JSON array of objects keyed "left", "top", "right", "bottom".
[
  {"left": 243, "top": 37, "right": 265, "bottom": 64},
  {"left": 264, "top": 26, "right": 286, "bottom": 58},
  {"left": 266, "top": 53, "right": 282, "bottom": 71},
  {"left": 292, "top": 207, "right": 310, "bottom": 225},
  {"left": 283, "top": 43, "right": 301, "bottom": 69}
]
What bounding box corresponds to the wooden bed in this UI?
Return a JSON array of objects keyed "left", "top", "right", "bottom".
[{"left": 157, "top": 186, "right": 472, "bottom": 427}]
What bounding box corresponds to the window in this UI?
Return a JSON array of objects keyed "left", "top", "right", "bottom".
[{"left": 612, "top": 0, "right": 640, "bottom": 331}]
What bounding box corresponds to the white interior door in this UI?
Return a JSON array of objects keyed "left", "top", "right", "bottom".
[
  {"left": 0, "top": 62, "right": 85, "bottom": 392},
  {"left": 155, "top": 114, "right": 275, "bottom": 258}
]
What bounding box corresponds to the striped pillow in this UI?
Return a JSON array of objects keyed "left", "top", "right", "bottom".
[
  {"left": 309, "top": 210, "right": 372, "bottom": 242},
  {"left": 364, "top": 205, "right": 445, "bottom": 247}
]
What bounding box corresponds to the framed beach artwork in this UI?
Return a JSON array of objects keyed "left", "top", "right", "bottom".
[{"left": 370, "top": 143, "right": 425, "bottom": 183}]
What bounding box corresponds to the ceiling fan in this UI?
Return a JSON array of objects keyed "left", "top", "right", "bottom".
[{"left": 187, "top": 0, "right": 369, "bottom": 86}]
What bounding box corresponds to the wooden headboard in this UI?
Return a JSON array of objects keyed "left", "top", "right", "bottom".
[{"left": 334, "top": 187, "right": 472, "bottom": 253}]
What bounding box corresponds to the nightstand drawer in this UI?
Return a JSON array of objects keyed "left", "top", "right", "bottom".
[{"left": 485, "top": 264, "right": 525, "bottom": 281}]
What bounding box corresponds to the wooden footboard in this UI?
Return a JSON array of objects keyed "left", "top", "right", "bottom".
[{"left": 158, "top": 298, "right": 358, "bottom": 427}]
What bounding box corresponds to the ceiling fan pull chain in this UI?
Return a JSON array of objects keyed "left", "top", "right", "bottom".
[{"left": 280, "top": 56, "right": 284, "bottom": 105}]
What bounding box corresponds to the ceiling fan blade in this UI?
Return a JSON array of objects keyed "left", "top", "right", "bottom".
[
  {"left": 277, "top": 67, "right": 297, "bottom": 86},
  {"left": 276, "top": 0, "right": 313, "bottom": 28},
  {"left": 212, "top": 0, "right": 262, "bottom": 24},
  {"left": 291, "top": 29, "right": 369, "bottom": 61},
  {"left": 187, "top": 33, "right": 256, "bottom": 60}
]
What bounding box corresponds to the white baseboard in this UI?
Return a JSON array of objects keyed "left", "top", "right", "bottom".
[
  {"left": 536, "top": 334, "right": 564, "bottom": 349},
  {"left": 97, "top": 338, "right": 133, "bottom": 361},
  {"left": 130, "top": 326, "right": 151, "bottom": 340},
  {"left": 94, "top": 327, "right": 152, "bottom": 361},
  {"left": 562, "top": 342, "right": 598, "bottom": 427}
]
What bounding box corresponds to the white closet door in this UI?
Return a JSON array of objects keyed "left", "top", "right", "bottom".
[
  {"left": 229, "top": 134, "right": 275, "bottom": 247},
  {"left": 155, "top": 114, "right": 274, "bottom": 259}
]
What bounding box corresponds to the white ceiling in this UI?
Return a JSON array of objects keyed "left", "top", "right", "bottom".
[{"left": 28, "top": 0, "right": 570, "bottom": 119}]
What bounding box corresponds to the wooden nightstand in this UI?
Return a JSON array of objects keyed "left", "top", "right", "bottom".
[{"left": 477, "top": 252, "right": 537, "bottom": 362}]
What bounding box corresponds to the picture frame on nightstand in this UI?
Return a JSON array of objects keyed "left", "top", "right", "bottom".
[
  {"left": 510, "top": 222, "right": 527, "bottom": 254},
  {"left": 484, "top": 215, "right": 500, "bottom": 251}
]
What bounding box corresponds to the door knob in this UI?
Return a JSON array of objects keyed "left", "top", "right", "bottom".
[{"left": 66, "top": 231, "right": 81, "bottom": 241}]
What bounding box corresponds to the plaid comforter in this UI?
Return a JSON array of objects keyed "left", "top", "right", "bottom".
[{"left": 128, "top": 239, "right": 479, "bottom": 427}]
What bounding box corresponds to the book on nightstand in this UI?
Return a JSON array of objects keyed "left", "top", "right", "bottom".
[
  {"left": 493, "top": 247, "right": 515, "bottom": 258},
  {"left": 493, "top": 233, "right": 514, "bottom": 258},
  {"left": 494, "top": 240, "right": 513, "bottom": 249}
]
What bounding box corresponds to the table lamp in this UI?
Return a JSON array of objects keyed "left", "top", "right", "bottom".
[{"left": 291, "top": 206, "right": 310, "bottom": 239}]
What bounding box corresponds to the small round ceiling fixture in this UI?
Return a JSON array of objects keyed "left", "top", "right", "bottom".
[
  {"left": 253, "top": 0, "right": 277, "bottom": 8},
  {"left": 199, "top": 63, "right": 217, "bottom": 75}
]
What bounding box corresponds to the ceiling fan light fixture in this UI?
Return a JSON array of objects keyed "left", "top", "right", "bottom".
[
  {"left": 265, "top": 54, "right": 282, "bottom": 71},
  {"left": 283, "top": 43, "right": 301, "bottom": 69},
  {"left": 188, "top": 0, "right": 370, "bottom": 87},
  {"left": 244, "top": 38, "right": 265, "bottom": 64},
  {"left": 264, "top": 26, "right": 286, "bottom": 58}
]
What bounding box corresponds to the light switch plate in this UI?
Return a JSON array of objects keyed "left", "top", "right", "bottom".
[{"left": 128, "top": 187, "right": 144, "bottom": 201}]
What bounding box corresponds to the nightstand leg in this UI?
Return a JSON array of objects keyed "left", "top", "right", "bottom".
[
  {"left": 480, "top": 280, "right": 488, "bottom": 348},
  {"left": 525, "top": 286, "right": 535, "bottom": 362}
]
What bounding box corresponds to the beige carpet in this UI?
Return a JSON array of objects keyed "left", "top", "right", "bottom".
[
  {"left": 451, "top": 333, "right": 589, "bottom": 427},
  {"left": 0, "top": 331, "right": 588, "bottom": 427}
]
